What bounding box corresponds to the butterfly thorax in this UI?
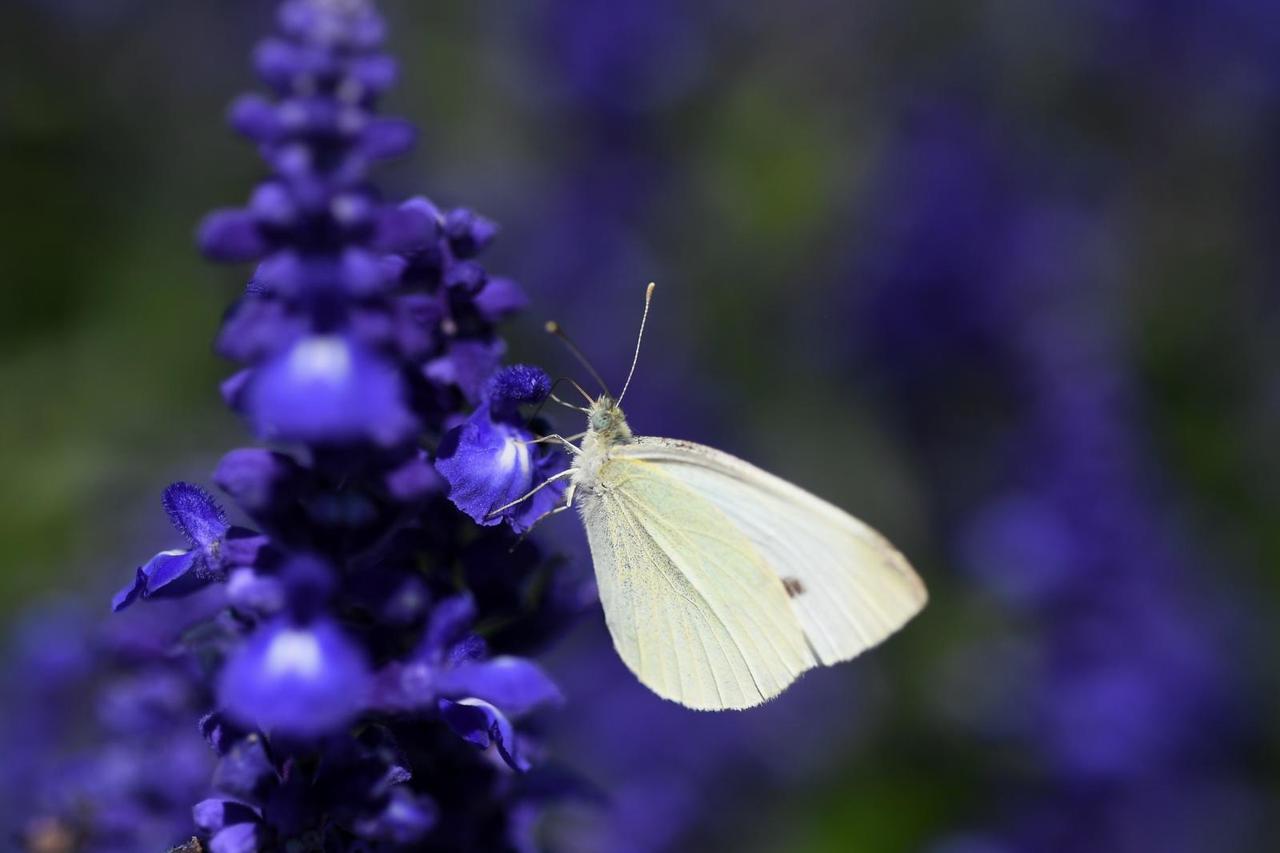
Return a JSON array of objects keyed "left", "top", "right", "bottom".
[{"left": 573, "top": 396, "right": 632, "bottom": 492}]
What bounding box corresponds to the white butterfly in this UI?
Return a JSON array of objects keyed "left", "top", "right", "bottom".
[{"left": 501, "top": 284, "right": 927, "bottom": 710}]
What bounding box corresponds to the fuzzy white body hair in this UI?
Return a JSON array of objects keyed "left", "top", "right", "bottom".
[{"left": 569, "top": 396, "right": 632, "bottom": 497}]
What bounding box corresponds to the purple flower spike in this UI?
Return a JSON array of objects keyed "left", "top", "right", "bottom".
[
  {"left": 439, "top": 698, "right": 529, "bottom": 772},
  {"left": 435, "top": 365, "right": 566, "bottom": 532},
  {"left": 65, "top": 2, "right": 577, "bottom": 848},
  {"left": 246, "top": 334, "right": 416, "bottom": 446},
  {"left": 218, "top": 618, "right": 371, "bottom": 738}
]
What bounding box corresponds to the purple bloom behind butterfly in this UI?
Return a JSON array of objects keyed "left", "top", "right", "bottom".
[{"left": 435, "top": 364, "right": 568, "bottom": 532}]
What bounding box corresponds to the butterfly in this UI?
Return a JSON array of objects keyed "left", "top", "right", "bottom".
[{"left": 500, "top": 284, "right": 927, "bottom": 710}]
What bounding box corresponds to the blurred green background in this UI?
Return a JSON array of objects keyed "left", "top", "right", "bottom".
[{"left": 2, "top": 1, "right": 1277, "bottom": 850}]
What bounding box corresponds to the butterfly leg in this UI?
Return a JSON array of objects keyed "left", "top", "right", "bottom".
[
  {"left": 521, "top": 433, "right": 585, "bottom": 454},
  {"left": 485, "top": 468, "right": 575, "bottom": 519},
  {"left": 524, "top": 378, "right": 591, "bottom": 426}
]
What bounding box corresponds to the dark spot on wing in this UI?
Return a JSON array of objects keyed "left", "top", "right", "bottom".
[{"left": 782, "top": 577, "right": 805, "bottom": 598}]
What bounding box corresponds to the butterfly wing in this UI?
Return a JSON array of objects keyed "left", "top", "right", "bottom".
[
  {"left": 616, "top": 437, "right": 927, "bottom": 667},
  {"left": 578, "top": 455, "right": 816, "bottom": 710}
]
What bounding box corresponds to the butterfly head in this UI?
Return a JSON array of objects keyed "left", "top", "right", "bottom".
[{"left": 587, "top": 396, "right": 632, "bottom": 445}]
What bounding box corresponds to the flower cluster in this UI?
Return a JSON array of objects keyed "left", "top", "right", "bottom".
[{"left": 12, "top": 1, "right": 587, "bottom": 850}]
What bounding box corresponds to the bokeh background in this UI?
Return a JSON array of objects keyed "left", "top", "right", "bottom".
[{"left": 3, "top": 0, "right": 1278, "bottom": 850}]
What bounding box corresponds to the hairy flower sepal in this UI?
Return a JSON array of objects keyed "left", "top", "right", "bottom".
[
  {"left": 113, "top": 483, "right": 266, "bottom": 612},
  {"left": 435, "top": 365, "right": 566, "bottom": 532}
]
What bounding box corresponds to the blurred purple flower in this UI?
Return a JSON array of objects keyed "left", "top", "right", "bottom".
[
  {"left": 1, "top": 598, "right": 216, "bottom": 851},
  {"left": 243, "top": 334, "right": 417, "bottom": 446},
  {"left": 857, "top": 100, "right": 1262, "bottom": 851},
  {"left": 218, "top": 617, "right": 371, "bottom": 737}
]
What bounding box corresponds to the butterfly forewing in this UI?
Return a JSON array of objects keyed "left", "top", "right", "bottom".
[
  {"left": 615, "top": 437, "right": 927, "bottom": 667},
  {"left": 579, "top": 455, "right": 816, "bottom": 710}
]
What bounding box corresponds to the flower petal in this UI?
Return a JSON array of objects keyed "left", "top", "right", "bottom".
[
  {"left": 434, "top": 656, "right": 563, "bottom": 717},
  {"left": 438, "top": 698, "right": 529, "bottom": 772},
  {"left": 360, "top": 117, "right": 416, "bottom": 160},
  {"left": 144, "top": 548, "right": 203, "bottom": 591},
  {"left": 434, "top": 407, "right": 538, "bottom": 528},
  {"left": 111, "top": 568, "right": 147, "bottom": 612},
  {"left": 473, "top": 276, "right": 528, "bottom": 322},
  {"left": 218, "top": 619, "right": 371, "bottom": 738},
  {"left": 384, "top": 450, "right": 444, "bottom": 502},
  {"left": 199, "top": 209, "right": 271, "bottom": 262},
  {"left": 226, "top": 569, "right": 286, "bottom": 616},
  {"left": 444, "top": 207, "right": 498, "bottom": 258},
  {"left": 373, "top": 197, "right": 441, "bottom": 255},
  {"left": 246, "top": 335, "right": 416, "bottom": 447},
  {"left": 421, "top": 593, "right": 477, "bottom": 661},
  {"left": 209, "top": 821, "right": 263, "bottom": 853},
  {"left": 193, "top": 798, "right": 259, "bottom": 834},
  {"left": 112, "top": 549, "right": 205, "bottom": 612},
  {"left": 424, "top": 338, "right": 506, "bottom": 404}
]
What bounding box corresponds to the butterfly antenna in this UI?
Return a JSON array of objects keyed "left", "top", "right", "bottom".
[
  {"left": 566, "top": 378, "right": 596, "bottom": 405},
  {"left": 616, "top": 282, "right": 655, "bottom": 406},
  {"left": 545, "top": 320, "right": 610, "bottom": 397},
  {"left": 524, "top": 377, "right": 591, "bottom": 428}
]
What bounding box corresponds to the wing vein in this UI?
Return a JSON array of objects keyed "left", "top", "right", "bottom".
[
  {"left": 616, "top": 489, "right": 801, "bottom": 698},
  {"left": 612, "top": 490, "right": 764, "bottom": 705}
]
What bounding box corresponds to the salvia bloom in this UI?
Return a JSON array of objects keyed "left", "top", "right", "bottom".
[{"left": 10, "top": 1, "right": 586, "bottom": 850}]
